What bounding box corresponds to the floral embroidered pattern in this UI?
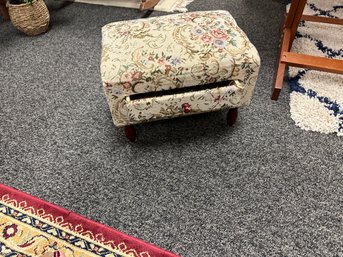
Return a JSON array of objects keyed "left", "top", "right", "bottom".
[
  {"left": 101, "top": 10, "right": 260, "bottom": 126},
  {"left": 126, "top": 81, "right": 244, "bottom": 123}
]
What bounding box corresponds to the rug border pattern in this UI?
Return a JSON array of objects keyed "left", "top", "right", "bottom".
[
  {"left": 0, "top": 184, "right": 180, "bottom": 257},
  {"left": 0, "top": 201, "right": 126, "bottom": 257}
]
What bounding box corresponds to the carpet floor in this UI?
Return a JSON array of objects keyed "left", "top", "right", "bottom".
[{"left": 1, "top": 0, "right": 343, "bottom": 256}]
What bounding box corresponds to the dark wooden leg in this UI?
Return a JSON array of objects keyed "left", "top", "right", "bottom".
[
  {"left": 124, "top": 125, "right": 137, "bottom": 142},
  {"left": 227, "top": 108, "right": 238, "bottom": 127},
  {"left": 0, "top": 0, "right": 10, "bottom": 21}
]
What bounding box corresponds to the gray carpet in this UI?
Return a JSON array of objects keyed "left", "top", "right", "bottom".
[{"left": 1, "top": 0, "right": 343, "bottom": 256}]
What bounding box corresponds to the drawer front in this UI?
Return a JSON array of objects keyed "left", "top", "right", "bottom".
[{"left": 126, "top": 80, "right": 244, "bottom": 123}]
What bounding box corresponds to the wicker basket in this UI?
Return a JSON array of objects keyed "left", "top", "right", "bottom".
[{"left": 7, "top": 0, "right": 50, "bottom": 36}]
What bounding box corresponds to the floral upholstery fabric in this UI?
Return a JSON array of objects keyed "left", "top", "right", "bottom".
[{"left": 101, "top": 10, "right": 260, "bottom": 126}]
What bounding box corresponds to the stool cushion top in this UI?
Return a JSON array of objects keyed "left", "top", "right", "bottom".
[{"left": 101, "top": 11, "right": 253, "bottom": 96}]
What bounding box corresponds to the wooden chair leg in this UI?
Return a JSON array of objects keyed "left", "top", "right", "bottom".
[
  {"left": 271, "top": 0, "right": 307, "bottom": 100},
  {"left": 289, "top": 0, "right": 307, "bottom": 47},
  {"left": 272, "top": 31, "right": 290, "bottom": 101},
  {"left": 272, "top": 14, "right": 293, "bottom": 101},
  {"left": 272, "top": 63, "right": 286, "bottom": 101}
]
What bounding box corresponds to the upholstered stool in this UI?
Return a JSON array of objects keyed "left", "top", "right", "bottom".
[{"left": 101, "top": 10, "right": 260, "bottom": 141}]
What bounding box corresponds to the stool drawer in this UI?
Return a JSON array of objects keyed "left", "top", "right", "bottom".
[{"left": 125, "top": 80, "right": 243, "bottom": 123}]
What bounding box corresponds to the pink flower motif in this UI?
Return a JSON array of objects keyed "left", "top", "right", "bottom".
[
  {"left": 104, "top": 82, "right": 113, "bottom": 92},
  {"left": 132, "top": 71, "right": 143, "bottom": 81},
  {"left": 121, "top": 71, "right": 132, "bottom": 82},
  {"left": 200, "top": 35, "right": 213, "bottom": 43},
  {"left": 158, "top": 58, "right": 165, "bottom": 64},
  {"left": 3, "top": 224, "right": 18, "bottom": 239},
  {"left": 182, "top": 103, "right": 191, "bottom": 113},
  {"left": 183, "top": 16, "right": 194, "bottom": 22},
  {"left": 122, "top": 82, "right": 132, "bottom": 90},
  {"left": 210, "top": 30, "right": 228, "bottom": 39}
]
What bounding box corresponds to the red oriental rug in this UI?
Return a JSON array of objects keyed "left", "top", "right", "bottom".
[{"left": 0, "top": 184, "right": 179, "bottom": 257}]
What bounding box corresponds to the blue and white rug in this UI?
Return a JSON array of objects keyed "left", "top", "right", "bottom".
[{"left": 288, "top": 0, "right": 343, "bottom": 135}]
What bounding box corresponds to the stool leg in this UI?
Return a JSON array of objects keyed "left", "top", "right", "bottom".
[
  {"left": 227, "top": 108, "right": 238, "bottom": 127},
  {"left": 124, "top": 125, "right": 137, "bottom": 142}
]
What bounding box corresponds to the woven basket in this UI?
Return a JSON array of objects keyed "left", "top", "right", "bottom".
[{"left": 7, "top": 0, "right": 50, "bottom": 36}]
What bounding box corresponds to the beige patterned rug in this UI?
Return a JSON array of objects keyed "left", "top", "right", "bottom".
[{"left": 73, "top": 0, "right": 194, "bottom": 12}]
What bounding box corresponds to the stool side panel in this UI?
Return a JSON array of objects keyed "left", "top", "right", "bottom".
[{"left": 125, "top": 81, "right": 246, "bottom": 124}]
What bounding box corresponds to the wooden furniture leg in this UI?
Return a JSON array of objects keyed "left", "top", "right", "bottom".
[
  {"left": 0, "top": 0, "right": 10, "bottom": 21},
  {"left": 272, "top": 22, "right": 291, "bottom": 100},
  {"left": 272, "top": 0, "right": 306, "bottom": 100},
  {"left": 271, "top": 0, "right": 343, "bottom": 101},
  {"left": 227, "top": 108, "right": 238, "bottom": 127},
  {"left": 288, "top": 0, "right": 307, "bottom": 47},
  {"left": 140, "top": 0, "right": 160, "bottom": 10},
  {"left": 124, "top": 125, "right": 137, "bottom": 142}
]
